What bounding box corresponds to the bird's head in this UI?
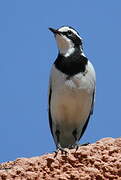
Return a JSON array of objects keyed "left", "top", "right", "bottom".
[{"left": 49, "top": 26, "right": 83, "bottom": 57}]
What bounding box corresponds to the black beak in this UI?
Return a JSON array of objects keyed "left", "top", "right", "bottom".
[{"left": 49, "top": 27, "right": 61, "bottom": 35}]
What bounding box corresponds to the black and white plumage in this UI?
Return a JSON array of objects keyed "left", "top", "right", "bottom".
[{"left": 48, "top": 26, "right": 96, "bottom": 150}]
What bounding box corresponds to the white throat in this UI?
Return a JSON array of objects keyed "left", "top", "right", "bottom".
[{"left": 55, "top": 34, "right": 75, "bottom": 57}]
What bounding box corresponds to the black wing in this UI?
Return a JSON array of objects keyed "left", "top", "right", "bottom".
[
  {"left": 48, "top": 86, "right": 54, "bottom": 138},
  {"left": 79, "top": 89, "right": 95, "bottom": 140}
]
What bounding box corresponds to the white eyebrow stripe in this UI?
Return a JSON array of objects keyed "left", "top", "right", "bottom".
[{"left": 58, "top": 26, "right": 82, "bottom": 40}]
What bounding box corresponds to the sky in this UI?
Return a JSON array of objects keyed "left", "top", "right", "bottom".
[{"left": 0, "top": 0, "right": 121, "bottom": 163}]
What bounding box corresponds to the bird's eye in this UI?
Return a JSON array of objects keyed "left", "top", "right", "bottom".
[{"left": 67, "top": 30, "right": 72, "bottom": 35}]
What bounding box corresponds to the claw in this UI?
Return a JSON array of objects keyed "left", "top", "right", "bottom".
[
  {"left": 68, "top": 142, "right": 90, "bottom": 153},
  {"left": 74, "top": 142, "right": 90, "bottom": 152},
  {"left": 54, "top": 145, "right": 68, "bottom": 158}
]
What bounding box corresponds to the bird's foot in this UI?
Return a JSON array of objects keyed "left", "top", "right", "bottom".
[
  {"left": 74, "top": 142, "right": 90, "bottom": 152},
  {"left": 67, "top": 142, "right": 90, "bottom": 153},
  {"left": 54, "top": 145, "right": 68, "bottom": 158}
]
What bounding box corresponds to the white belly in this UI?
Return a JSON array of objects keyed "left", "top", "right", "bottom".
[
  {"left": 51, "top": 81, "right": 92, "bottom": 147},
  {"left": 51, "top": 88, "right": 91, "bottom": 126}
]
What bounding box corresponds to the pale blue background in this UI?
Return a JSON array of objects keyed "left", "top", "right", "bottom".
[{"left": 0, "top": 0, "right": 121, "bottom": 162}]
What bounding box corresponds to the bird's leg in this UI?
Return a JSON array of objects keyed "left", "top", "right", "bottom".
[
  {"left": 54, "top": 130, "right": 68, "bottom": 157},
  {"left": 74, "top": 142, "right": 90, "bottom": 153},
  {"left": 72, "top": 129, "right": 90, "bottom": 150},
  {"left": 71, "top": 129, "right": 79, "bottom": 150},
  {"left": 74, "top": 143, "right": 89, "bottom": 151},
  {"left": 72, "top": 129, "right": 78, "bottom": 142}
]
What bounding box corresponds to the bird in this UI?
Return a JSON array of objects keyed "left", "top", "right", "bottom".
[{"left": 48, "top": 26, "right": 96, "bottom": 152}]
